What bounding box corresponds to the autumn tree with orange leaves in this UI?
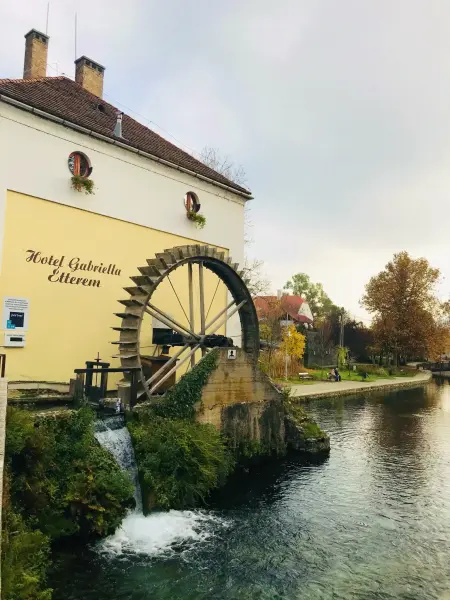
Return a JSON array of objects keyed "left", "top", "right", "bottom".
[{"left": 362, "top": 252, "right": 449, "bottom": 364}]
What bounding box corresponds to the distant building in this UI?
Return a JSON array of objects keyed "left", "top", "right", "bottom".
[{"left": 253, "top": 295, "right": 314, "bottom": 326}]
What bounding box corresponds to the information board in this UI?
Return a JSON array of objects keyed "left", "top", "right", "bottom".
[{"left": 2, "top": 297, "right": 30, "bottom": 331}]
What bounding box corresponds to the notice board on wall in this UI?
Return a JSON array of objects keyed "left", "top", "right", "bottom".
[{"left": 2, "top": 297, "right": 30, "bottom": 331}]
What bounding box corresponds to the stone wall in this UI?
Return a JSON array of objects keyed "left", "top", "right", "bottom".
[
  {"left": 196, "top": 348, "right": 279, "bottom": 428},
  {"left": 195, "top": 348, "right": 329, "bottom": 456}
]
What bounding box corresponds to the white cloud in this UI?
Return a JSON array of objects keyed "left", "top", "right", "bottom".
[{"left": 2, "top": 0, "right": 450, "bottom": 317}]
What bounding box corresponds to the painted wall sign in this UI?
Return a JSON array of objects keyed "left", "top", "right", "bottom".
[
  {"left": 25, "top": 250, "right": 122, "bottom": 288},
  {"left": 2, "top": 297, "right": 30, "bottom": 331}
]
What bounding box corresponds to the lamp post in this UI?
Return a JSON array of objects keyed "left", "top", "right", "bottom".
[
  {"left": 285, "top": 313, "right": 290, "bottom": 381},
  {"left": 278, "top": 289, "right": 291, "bottom": 381}
]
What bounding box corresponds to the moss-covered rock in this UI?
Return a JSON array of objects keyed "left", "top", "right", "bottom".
[{"left": 283, "top": 399, "right": 330, "bottom": 454}]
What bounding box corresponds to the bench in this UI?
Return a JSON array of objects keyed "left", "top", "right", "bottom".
[{"left": 298, "top": 372, "right": 313, "bottom": 380}]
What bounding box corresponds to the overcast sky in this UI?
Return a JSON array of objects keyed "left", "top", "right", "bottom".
[{"left": 2, "top": 0, "right": 450, "bottom": 322}]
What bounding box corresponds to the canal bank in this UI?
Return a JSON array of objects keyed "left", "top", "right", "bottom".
[
  {"left": 433, "top": 371, "right": 450, "bottom": 379},
  {"left": 289, "top": 370, "right": 431, "bottom": 400}
]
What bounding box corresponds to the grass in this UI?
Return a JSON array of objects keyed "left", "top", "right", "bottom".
[{"left": 275, "top": 364, "right": 417, "bottom": 385}]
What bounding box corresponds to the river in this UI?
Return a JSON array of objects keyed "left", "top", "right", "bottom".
[{"left": 50, "top": 380, "right": 450, "bottom": 599}]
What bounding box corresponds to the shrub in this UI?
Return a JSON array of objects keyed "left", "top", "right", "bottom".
[
  {"left": 1, "top": 506, "right": 52, "bottom": 600},
  {"left": 5, "top": 407, "right": 134, "bottom": 540},
  {"left": 356, "top": 364, "right": 388, "bottom": 377},
  {"left": 259, "top": 349, "right": 302, "bottom": 379},
  {"left": 128, "top": 415, "right": 234, "bottom": 510}
]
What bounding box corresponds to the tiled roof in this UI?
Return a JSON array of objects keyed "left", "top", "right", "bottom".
[
  {"left": 253, "top": 295, "right": 314, "bottom": 324},
  {"left": 0, "top": 76, "right": 251, "bottom": 196}
]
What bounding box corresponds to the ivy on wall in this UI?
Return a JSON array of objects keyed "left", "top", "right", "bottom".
[{"left": 151, "top": 349, "right": 219, "bottom": 420}]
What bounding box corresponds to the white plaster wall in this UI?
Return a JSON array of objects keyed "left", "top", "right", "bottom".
[{"left": 0, "top": 101, "right": 246, "bottom": 342}]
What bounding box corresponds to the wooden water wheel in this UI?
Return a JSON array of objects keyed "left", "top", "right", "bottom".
[{"left": 112, "top": 244, "right": 259, "bottom": 402}]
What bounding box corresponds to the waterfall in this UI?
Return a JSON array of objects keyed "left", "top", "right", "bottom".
[
  {"left": 94, "top": 415, "right": 229, "bottom": 557},
  {"left": 95, "top": 415, "right": 143, "bottom": 512}
]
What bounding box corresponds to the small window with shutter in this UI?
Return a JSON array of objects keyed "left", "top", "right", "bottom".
[
  {"left": 68, "top": 152, "right": 92, "bottom": 177},
  {"left": 184, "top": 191, "right": 200, "bottom": 213}
]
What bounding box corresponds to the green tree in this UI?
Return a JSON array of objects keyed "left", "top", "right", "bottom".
[{"left": 284, "top": 273, "right": 335, "bottom": 319}]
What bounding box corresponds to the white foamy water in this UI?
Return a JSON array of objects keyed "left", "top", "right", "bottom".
[
  {"left": 94, "top": 417, "right": 230, "bottom": 558},
  {"left": 98, "top": 510, "right": 229, "bottom": 557},
  {"left": 94, "top": 416, "right": 143, "bottom": 512}
]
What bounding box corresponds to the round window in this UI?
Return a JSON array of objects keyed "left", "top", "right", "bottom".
[
  {"left": 68, "top": 152, "right": 92, "bottom": 177},
  {"left": 184, "top": 191, "right": 200, "bottom": 213}
]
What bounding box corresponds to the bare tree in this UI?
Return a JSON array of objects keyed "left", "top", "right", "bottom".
[
  {"left": 242, "top": 257, "right": 270, "bottom": 296},
  {"left": 200, "top": 146, "right": 270, "bottom": 296},
  {"left": 199, "top": 146, "right": 247, "bottom": 186}
]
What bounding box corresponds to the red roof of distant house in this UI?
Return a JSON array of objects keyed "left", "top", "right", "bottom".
[
  {"left": 253, "top": 295, "right": 314, "bottom": 324},
  {"left": 0, "top": 76, "right": 251, "bottom": 197}
]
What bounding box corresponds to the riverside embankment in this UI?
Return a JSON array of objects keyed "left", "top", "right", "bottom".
[{"left": 289, "top": 370, "right": 431, "bottom": 400}]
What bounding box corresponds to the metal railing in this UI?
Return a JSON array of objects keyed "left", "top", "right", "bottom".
[{"left": 426, "top": 361, "right": 450, "bottom": 372}]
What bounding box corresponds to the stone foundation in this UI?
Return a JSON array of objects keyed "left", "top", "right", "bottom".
[{"left": 195, "top": 348, "right": 330, "bottom": 456}]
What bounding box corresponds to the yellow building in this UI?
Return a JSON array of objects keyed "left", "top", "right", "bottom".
[{"left": 0, "top": 29, "right": 251, "bottom": 385}]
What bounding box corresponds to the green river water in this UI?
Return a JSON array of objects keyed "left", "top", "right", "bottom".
[{"left": 49, "top": 380, "right": 450, "bottom": 599}]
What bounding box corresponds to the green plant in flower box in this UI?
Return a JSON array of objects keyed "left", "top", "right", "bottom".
[
  {"left": 71, "top": 175, "right": 95, "bottom": 195},
  {"left": 187, "top": 210, "right": 206, "bottom": 228}
]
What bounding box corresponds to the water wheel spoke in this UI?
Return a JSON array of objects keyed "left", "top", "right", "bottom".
[
  {"left": 145, "top": 302, "right": 200, "bottom": 340},
  {"left": 144, "top": 344, "right": 190, "bottom": 387},
  {"left": 166, "top": 273, "right": 190, "bottom": 326},
  {"left": 205, "top": 300, "right": 237, "bottom": 332},
  {"left": 198, "top": 262, "right": 206, "bottom": 356},
  {"left": 208, "top": 300, "right": 247, "bottom": 335},
  {"left": 188, "top": 263, "right": 196, "bottom": 368},
  {"left": 205, "top": 278, "right": 221, "bottom": 322},
  {"left": 150, "top": 343, "right": 202, "bottom": 395}
]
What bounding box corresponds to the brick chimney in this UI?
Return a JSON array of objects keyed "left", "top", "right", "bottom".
[
  {"left": 75, "top": 56, "right": 105, "bottom": 97},
  {"left": 23, "top": 29, "right": 49, "bottom": 80}
]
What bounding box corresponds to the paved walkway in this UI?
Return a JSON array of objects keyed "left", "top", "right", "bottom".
[{"left": 289, "top": 371, "right": 431, "bottom": 399}]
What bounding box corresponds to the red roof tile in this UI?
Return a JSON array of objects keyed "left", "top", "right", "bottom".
[
  {"left": 0, "top": 76, "right": 251, "bottom": 196},
  {"left": 253, "top": 295, "right": 313, "bottom": 324}
]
